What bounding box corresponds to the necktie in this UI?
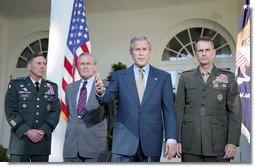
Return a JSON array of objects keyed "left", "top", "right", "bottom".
[
  {"left": 202, "top": 72, "right": 210, "bottom": 82},
  {"left": 136, "top": 68, "right": 144, "bottom": 103},
  {"left": 77, "top": 81, "right": 87, "bottom": 116},
  {"left": 35, "top": 81, "right": 39, "bottom": 92}
]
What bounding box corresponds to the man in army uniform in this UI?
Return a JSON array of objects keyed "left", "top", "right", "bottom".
[
  {"left": 175, "top": 36, "right": 242, "bottom": 162},
  {"left": 5, "top": 54, "right": 61, "bottom": 162}
]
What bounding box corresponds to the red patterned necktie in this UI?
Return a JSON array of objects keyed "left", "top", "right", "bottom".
[{"left": 77, "top": 81, "right": 87, "bottom": 116}]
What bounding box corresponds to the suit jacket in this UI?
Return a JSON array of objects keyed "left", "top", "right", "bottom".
[
  {"left": 5, "top": 76, "right": 61, "bottom": 155},
  {"left": 100, "top": 64, "right": 177, "bottom": 157},
  {"left": 175, "top": 65, "right": 242, "bottom": 156},
  {"left": 63, "top": 79, "right": 115, "bottom": 159}
]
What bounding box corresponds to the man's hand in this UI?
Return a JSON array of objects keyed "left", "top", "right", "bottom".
[
  {"left": 95, "top": 73, "right": 105, "bottom": 95},
  {"left": 25, "top": 129, "right": 44, "bottom": 143},
  {"left": 165, "top": 143, "right": 177, "bottom": 160},
  {"left": 223, "top": 144, "right": 236, "bottom": 159},
  {"left": 176, "top": 143, "right": 182, "bottom": 158}
]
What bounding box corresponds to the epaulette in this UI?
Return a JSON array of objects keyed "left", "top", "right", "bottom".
[
  {"left": 7, "top": 77, "right": 25, "bottom": 90},
  {"left": 218, "top": 68, "right": 233, "bottom": 74},
  {"left": 13, "top": 77, "right": 26, "bottom": 81},
  {"left": 46, "top": 80, "right": 57, "bottom": 85},
  {"left": 182, "top": 68, "right": 196, "bottom": 73}
]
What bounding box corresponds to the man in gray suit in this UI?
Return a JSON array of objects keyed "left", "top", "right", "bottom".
[
  {"left": 63, "top": 52, "right": 114, "bottom": 162},
  {"left": 175, "top": 36, "right": 242, "bottom": 162}
]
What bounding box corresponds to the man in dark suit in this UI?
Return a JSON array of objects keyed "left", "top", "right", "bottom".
[
  {"left": 95, "top": 35, "right": 177, "bottom": 162},
  {"left": 175, "top": 36, "right": 242, "bottom": 162},
  {"left": 63, "top": 52, "right": 114, "bottom": 162},
  {"left": 5, "top": 54, "right": 61, "bottom": 162}
]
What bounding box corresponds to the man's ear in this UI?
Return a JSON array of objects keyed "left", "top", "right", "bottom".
[
  {"left": 212, "top": 49, "right": 216, "bottom": 58},
  {"left": 27, "top": 63, "right": 31, "bottom": 71}
]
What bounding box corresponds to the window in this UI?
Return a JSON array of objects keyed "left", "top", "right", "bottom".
[
  {"left": 16, "top": 38, "right": 49, "bottom": 68},
  {"left": 162, "top": 27, "right": 232, "bottom": 61}
]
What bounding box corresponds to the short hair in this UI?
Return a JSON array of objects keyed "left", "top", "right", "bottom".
[
  {"left": 195, "top": 36, "right": 214, "bottom": 50},
  {"left": 27, "top": 54, "right": 46, "bottom": 64},
  {"left": 78, "top": 52, "right": 97, "bottom": 65},
  {"left": 129, "top": 35, "right": 152, "bottom": 52}
]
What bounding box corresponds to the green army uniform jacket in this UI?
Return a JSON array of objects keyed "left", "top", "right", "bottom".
[
  {"left": 175, "top": 65, "right": 242, "bottom": 156},
  {"left": 5, "top": 76, "right": 61, "bottom": 155}
]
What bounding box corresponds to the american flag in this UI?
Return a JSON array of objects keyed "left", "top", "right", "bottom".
[
  {"left": 61, "top": 0, "right": 91, "bottom": 120},
  {"left": 235, "top": 0, "right": 250, "bottom": 144},
  {"left": 47, "top": 0, "right": 91, "bottom": 161}
]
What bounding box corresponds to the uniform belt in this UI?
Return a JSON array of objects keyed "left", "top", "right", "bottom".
[{"left": 185, "top": 108, "right": 227, "bottom": 116}]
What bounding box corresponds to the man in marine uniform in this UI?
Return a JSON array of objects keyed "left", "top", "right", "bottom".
[
  {"left": 175, "top": 36, "right": 242, "bottom": 162},
  {"left": 5, "top": 54, "right": 61, "bottom": 162}
]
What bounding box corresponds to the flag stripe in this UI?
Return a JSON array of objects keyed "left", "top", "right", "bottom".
[{"left": 64, "top": 57, "right": 74, "bottom": 77}]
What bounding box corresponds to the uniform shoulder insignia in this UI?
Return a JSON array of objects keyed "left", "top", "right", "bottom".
[
  {"left": 46, "top": 80, "right": 57, "bottom": 87},
  {"left": 14, "top": 77, "right": 26, "bottom": 81},
  {"left": 218, "top": 68, "right": 233, "bottom": 74},
  {"left": 7, "top": 77, "right": 25, "bottom": 90},
  {"left": 182, "top": 68, "right": 195, "bottom": 73},
  {"left": 46, "top": 80, "right": 56, "bottom": 84}
]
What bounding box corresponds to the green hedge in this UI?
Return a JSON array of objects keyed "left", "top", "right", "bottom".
[{"left": 0, "top": 145, "right": 9, "bottom": 162}]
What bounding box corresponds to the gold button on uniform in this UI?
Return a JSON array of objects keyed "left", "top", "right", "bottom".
[{"left": 217, "top": 94, "right": 223, "bottom": 101}]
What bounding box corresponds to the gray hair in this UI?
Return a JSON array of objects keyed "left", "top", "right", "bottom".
[
  {"left": 129, "top": 35, "right": 152, "bottom": 52},
  {"left": 78, "top": 52, "right": 97, "bottom": 65},
  {"left": 27, "top": 53, "right": 46, "bottom": 64}
]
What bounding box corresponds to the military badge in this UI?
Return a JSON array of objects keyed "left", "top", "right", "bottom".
[
  {"left": 10, "top": 120, "right": 17, "bottom": 127},
  {"left": 217, "top": 94, "right": 223, "bottom": 101},
  {"left": 20, "top": 94, "right": 30, "bottom": 98},
  {"left": 47, "top": 104, "right": 51, "bottom": 111},
  {"left": 214, "top": 74, "right": 228, "bottom": 83},
  {"left": 213, "top": 82, "right": 219, "bottom": 88},
  {"left": 19, "top": 91, "right": 31, "bottom": 94},
  {"left": 45, "top": 83, "right": 55, "bottom": 95}
]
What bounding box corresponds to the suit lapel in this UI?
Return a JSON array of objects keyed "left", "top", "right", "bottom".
[
  {"left": 141, "top": 66, "right": 159, "bottom": 105},
  {"left": 205, "top": 65, "right": 220, "bottom": 86},
  {"left": 193, "top": 67, "right": 205, "bottom": 86},
  {"left": 80, "top": 79, "right": 96, "bottom": 118},
  {"left": 25, "top": 77, "right": 37, "bottom": 96},
  {"left": 71, "top": 81, "right": 81, "bottom": 116},
  {"left": 37, "top": 79, "right": 51, "bottom": 97},
  {"left": 124, "top": 66, "right": 140, "bottom": 106}
]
